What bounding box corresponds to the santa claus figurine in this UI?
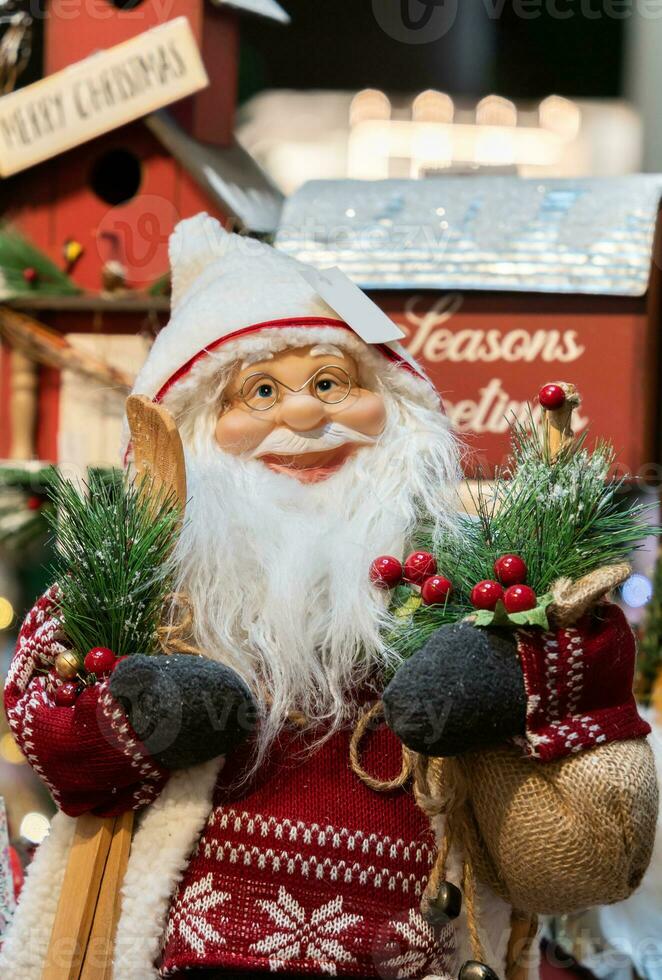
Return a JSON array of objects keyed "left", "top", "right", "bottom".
[{"left": 1, "top": 215, "right": 653, "bottom": 980}]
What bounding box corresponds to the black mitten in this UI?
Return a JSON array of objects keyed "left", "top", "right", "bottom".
[
  {"left": 109, "top": 654, "right": 257, "bottom": 769},
  {"left": 382, "top": 621, "right": 527, "bottom": 757}
]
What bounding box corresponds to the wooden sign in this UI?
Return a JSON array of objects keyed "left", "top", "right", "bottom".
[
  {"left": 376, "top": 291, "right": 657, "bottom": 482},
  {"left": 0, "top": 18, "right": 208, "bottom": 177}
]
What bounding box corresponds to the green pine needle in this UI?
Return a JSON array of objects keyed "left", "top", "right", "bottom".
[
  {"left": 390, "top": 414, "right": 657, "bottom": 659},
  {"left": 0, "top": 229, "right": 80, "bottom": 297},
  {"left": 0, "top": 464, "right": 56, "bottom": 492},
  {"left": 148, "top": 273, "right": 170, "bottom": 296},
  {"left": 46, "top": 469, "right": 182, "bottom": 658}
]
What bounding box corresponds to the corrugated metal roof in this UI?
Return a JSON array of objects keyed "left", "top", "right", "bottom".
[{"left": 275, "top": 175, "right": 662, "bottom": 296}]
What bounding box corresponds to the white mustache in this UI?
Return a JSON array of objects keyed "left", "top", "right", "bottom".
[{"left": 249, "top": 422, "right": 378, "bottom": 459}]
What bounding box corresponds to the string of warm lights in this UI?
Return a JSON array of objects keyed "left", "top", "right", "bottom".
[{"left": 347, "top": 90, "right": 583, "bottom": 178}]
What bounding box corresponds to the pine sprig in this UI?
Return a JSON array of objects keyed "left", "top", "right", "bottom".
[
  {"left": 0, "top": 229, "right": 80, "bottom": 297},
  {"left": 46, "top": 469, "right": 181, "bottom": 658},
  {"left": 479, "top": 420, "right": 651, "bottom": 591},
  {"left": 390, "top": 414, "right": 656, "bottom": 659},
  {"left": 0, "top": 464, "right": 55, "bottom": 492}
]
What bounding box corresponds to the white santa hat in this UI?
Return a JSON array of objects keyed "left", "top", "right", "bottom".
[{"left": 125, "top": 213, "right": 439, "bottom": 455}]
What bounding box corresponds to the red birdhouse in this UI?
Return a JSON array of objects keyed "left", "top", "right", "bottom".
[
  {"left": 0, "top": 0, "right": 286, "bottom": 466},
  {"left": 1, "top": 0, "right": 286, "bottom": 292}
]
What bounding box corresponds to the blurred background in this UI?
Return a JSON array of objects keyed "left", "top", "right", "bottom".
[
  {"left": 237, "top": 0, "right": 657, "bottom": 186},
  {"left": 0, "top": 0, "right": 661, "bottom": 972}
]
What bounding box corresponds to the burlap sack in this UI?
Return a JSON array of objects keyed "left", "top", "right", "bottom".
[
  {"left": 383, "top": 566, "right": 658, "bottom": 930},
  {"left": 459, "top": 738, "right": 658, "bottom": 915}
]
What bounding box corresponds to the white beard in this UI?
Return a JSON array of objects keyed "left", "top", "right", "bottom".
[{"left": 172, "top": 392, "right": 460, "bottom": 766}]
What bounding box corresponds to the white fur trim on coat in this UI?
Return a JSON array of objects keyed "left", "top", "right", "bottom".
[
  {"left": 0, "top": 760, "right": 220, "bottom": 980},
  {"left": 112, "top": 757, "right": 222, "bottom": 980},
  {"left": 4, "top": 765, "right": 516, "bottom": 979},
  {"left": 0, "top": 810, "right": 76, "bottom": 979}
]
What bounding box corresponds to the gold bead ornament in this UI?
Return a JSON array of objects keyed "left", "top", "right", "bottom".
[{"left": 55, "top": 650, "right": 81, "bottom": 680}]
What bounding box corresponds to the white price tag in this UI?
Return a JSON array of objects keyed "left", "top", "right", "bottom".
[{"left": 300, "top": 266, "right": 405, "bottom": 344}]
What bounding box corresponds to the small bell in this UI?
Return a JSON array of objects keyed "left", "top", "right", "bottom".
[
  {"left": 423, "top": 880, "right": 463, "bottom": 927},
  {"left": 459, "top": 960, "right": 499, "bottom": 980},
  {"left": 55, "top": 650, "right": 81, "bottom": 680}
]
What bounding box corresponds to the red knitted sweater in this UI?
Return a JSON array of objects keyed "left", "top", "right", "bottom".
[
  {"left": 4, "top": 593, "right": 650, "bottom": 979},
  {"left": 160, "top": 722, "right": 455, "bottom": 979}
]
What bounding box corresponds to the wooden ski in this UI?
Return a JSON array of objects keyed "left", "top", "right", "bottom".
[{"left": 42, "top": 395, "right": 186, "bottom": 980}]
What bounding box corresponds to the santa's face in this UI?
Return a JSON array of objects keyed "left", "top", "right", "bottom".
[
  {"left": 169, "top": 332, "right": 459, "bottom": 759},
  {"left": 214, "top": 345, "right": 387, "bottom": 482}
]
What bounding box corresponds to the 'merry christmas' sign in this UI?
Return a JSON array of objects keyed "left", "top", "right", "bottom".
[{"left": 0, "top": 18, "right": 208, "bottom": 177}]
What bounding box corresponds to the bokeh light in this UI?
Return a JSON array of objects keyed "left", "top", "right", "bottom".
[
  {"left": 621, "top": 574, "right": 653, "bottom": 609},
  {"left": 19, "top": 812, "right": 51, "bottom": 845},
  {"left": 0, "top": 596, "right": 14, "bottom": 630},
  {"left": 0, "top": 733, "right": 25, "bottom": 764}
]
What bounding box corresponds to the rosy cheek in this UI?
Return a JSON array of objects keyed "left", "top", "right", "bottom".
[
  {"left": 215, "top": 409, "right": 273, "bottom": 455},
  {"left": 331, "top": 390, "right": 387, "bottom": 437}
]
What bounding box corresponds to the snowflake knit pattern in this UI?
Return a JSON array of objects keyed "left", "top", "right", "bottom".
[{"left": 160, "top": 722, "right": 455, "bottom": 979}]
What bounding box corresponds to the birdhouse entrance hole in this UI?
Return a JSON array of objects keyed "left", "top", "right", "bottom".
[
  {"left": 89, "top": 148, "right": 142, "bottom": 206},
  {"left": 106, "top": 0, "right": 144, "bottom": 8}
]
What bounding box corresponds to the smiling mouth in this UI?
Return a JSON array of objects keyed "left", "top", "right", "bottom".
[{"left": 259, "top": 444, "right": 359, "bottom": 482}]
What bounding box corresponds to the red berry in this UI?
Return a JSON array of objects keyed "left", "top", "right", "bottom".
[
  {"left": 494, "top": 554, "right": 527, "bottom": 586},
  {"left": 26, "top": 495, "right": 43, "bottom": 511},
  {"left": 470, "top": 580, "right": 504, "bottom": 610},
  {"left": 421, "top": 575, "right": 453, "bottom": 605},
  {"left": 55, "top": 681, "right": 79, "bottom": 707},
  {"left": 22, "top": 266, "right": 38, "bottom": 285},
  {"left": 404, "top": 551, "right": 437, "bottom": 584},
  {"left": 84, "top": 647, "right": 117, "bottom": 675},
  {"left": 539, "top": 383, "right": 566, "bottom": 411},
  {"left": 370, "top": 555, "right": 403, "bottom": 589},
  {"left": 503, "top": 584, "right": 537, "bottom": 613}
]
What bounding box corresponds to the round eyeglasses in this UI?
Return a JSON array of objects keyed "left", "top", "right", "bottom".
[{"left": 238, "top": 364, "right": 354, "bottom": 412}]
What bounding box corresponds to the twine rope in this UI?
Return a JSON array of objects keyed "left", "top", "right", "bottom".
[
  {"left": 157, "top": 592, "right": 200, "bottom": 655},
  {"left": 350, "top": 703, "right": 484, "bottom": 960},
  {"left": 463, "top": 853, "right": 487, "bottom": 964},
  {"left": 349, "top": 701, "right": 414, "bottom": 791},
  {"left": 347, "top": 552, "right": 617, "bottom": 969}
]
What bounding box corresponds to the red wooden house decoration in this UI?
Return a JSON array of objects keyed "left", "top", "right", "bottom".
[
  {"left": 276, "top": 174, "right": 662, "bottom": 481},
  {"left": 0, "top": 0, "right": 286, "bottom": 466}
]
